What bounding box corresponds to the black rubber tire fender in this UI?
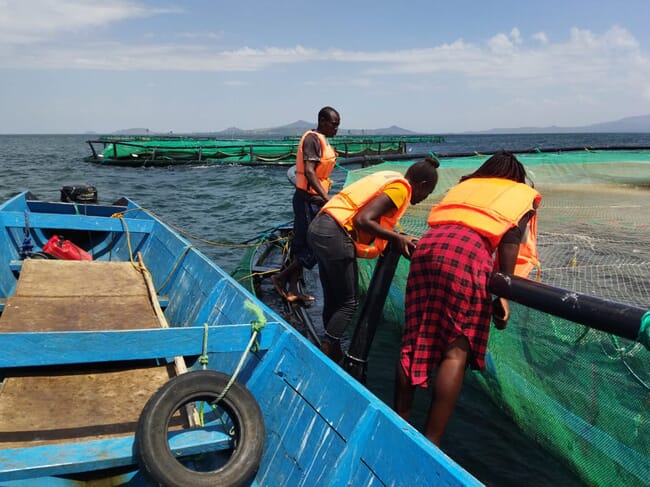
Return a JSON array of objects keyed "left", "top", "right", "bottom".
[{"left": 136, "top": 370, "right": 265, "bottom": 487}]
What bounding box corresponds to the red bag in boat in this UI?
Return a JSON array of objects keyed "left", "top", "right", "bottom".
[{"left": 42, "top": 235, "right": 92, "bottom": 261}]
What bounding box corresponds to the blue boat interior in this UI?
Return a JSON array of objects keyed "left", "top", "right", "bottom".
[{"left": 0, "top": 191, "right": 477, "bottom": 486}]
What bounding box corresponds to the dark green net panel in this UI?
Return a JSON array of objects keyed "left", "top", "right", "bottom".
[
  {"left": 344, "top": 150, "right": 650, "bottom": 487},
  {"left": 89, "top": 135, "right": 443, "bottom": 165}
]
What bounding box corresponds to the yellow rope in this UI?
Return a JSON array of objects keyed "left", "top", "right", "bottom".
[
  {"left": 113, "top": 207, "right": 284, "bottom": 249},
  {"left": 236, "top": 267, "right": 281, "bottom": 283},
  {"left": 235, "top": 232, "right": 291, "bottom": 283},
  {"left": 156, "top": 245, "right": 192, "bottom": 293},
  {"left": 112, "top": 211, "right": 198, "bottom": 293},
  {"left": 111, "top": 212, "right": 137, "bottom": 266}
]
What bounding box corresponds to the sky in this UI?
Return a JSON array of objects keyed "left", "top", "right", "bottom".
[{"left": 2, "top": 0, "right": 650, "bottom": 134}]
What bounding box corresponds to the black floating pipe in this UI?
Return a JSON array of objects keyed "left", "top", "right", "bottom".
[
  {"left": 337, "top": 145, "right": 650, "bottom": 167},
  {"left": 338, "top": 152, "right": 432, "bottom": 166},
  {"left": 344, "top": 242, "right": 401, "bottom": 383},
  {"left": 488, "top": 272, "right": 645, "bottom": 341}
]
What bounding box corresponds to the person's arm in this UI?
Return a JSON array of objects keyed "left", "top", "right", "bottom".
[
  {"left": 353, "top": 194, "right": 417, "bottom": 258},
  {"left": 496, "top": 241, "right": 519, "bottom": 274},
  {"left": 304, "top": 160, "right": 329, "bottom": 202},
  {"left": 492, "top": 209, "right": 534, "bottom": 329}
]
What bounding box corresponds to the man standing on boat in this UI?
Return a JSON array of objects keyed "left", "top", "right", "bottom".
[{"left": 272, "top": 106, "right": 341, "bottom": 303}]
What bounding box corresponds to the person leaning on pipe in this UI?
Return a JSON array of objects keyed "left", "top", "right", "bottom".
[
  {"left": 307, "top": 156, "right": 440, "bottom": 363},
  {"left": 394, "top": 150, "right": 541, "bottom": 447}
]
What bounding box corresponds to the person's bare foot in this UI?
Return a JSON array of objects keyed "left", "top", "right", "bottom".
[
  {"left": 285, "top": 292, "right": 315, "bottom": 303},
  {"left": 321, "top": 340, "right": 343, "bottom": 364}
]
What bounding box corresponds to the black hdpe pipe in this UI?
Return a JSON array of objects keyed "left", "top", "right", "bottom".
[
  {"left": 488, "top": 272, "right": 647, "bottom": 342},
  {"left": 344, "top": 243, "right": 401, "bottom": 383},
  {"left": 337, "top": 145, "right": 650, "bottom": 167},
  {"left": 343, "top": 261, "right": 649, "bottom": 383}
]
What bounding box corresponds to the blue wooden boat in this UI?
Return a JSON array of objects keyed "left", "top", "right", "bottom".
[{"left": 0, "top": 191, "right": 480, "bottom": 486}]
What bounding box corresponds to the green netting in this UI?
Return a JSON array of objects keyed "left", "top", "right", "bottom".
[
  {"left": 90, "top": 136, "right": 437, "bottom": 164},
  {"left": 345, "top": 150, "right": 650, "bottom": 487}
]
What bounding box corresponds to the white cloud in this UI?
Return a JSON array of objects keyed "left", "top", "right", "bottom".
[
  {"left": 510, "top": 28, "right": 522, "bottom": 45},
  {"left": 532, "top": 32, "right": 548, "bottom": 44},
  {"left": 488, "top": 33, "right": 516, "bottom": 52},
  {"left": 176, "top": 31, "right": 225, "bottom": 41},
  {"left": 0, "top": 0, "right": 179, "bottom": 44},
  {"left": 1, "top": 16, "right": 648, "bottom": 102}
]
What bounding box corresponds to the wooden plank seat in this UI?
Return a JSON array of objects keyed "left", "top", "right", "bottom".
[{"left": 0, "top": 259, "right": 178, "bottom": 449}]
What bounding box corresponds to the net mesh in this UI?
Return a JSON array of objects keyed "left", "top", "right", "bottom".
[
  {"left": 345, "top": 150, "right": 650, "bottom": 487},
  {"left": 91, "top": 136, "right": 438, "bottom": 163}
]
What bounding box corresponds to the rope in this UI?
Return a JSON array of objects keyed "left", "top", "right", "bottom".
[
  {"left": 210, "top": 300, "right": 267, "bottom": 407},
  {"left": 235, "top": 266, "right": 281, "bottom": 283},
  {"left": 233, "top": 230, "right": 291, "bottom": 284},
  {"left": 156, "top": 245, "right": 192, "bottom": 293},
  {"left": 112, "top": 210, "right": 289, "bottom": 292},
  {"left": 113, "top": 207, "right": 285, "bottom": 249},
  {"left": 638, "top": 310, "right": 650, "bottom": 350},
  {"left": 199, "top": 322, "right": 209, "bottom": 369},
  {"left": 601, "top": 333, "right": 650, "bottom": 391},
  {"left": 111, "top": 212, "right": 136, "bottom": 266},
  {"left": 20, "top": 210, "right": 33, "bottom": 259}
]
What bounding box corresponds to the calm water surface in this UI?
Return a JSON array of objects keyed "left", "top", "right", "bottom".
[{"left": 3, "top": 133, "right": 650, "bottom": 486}]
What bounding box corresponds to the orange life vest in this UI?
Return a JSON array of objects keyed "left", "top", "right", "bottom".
[
  {"left": 321, "top": 171, "right": 412, "bottom": 258},
  {"left": 295, "top": 131, "right": 337, "bottom": 195},
  {"left": 427, "top": 177, "right": 542, "bottom": 278}
]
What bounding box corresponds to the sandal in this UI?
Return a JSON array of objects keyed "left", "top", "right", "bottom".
[{"left": 285, "top": 292, "right": 315, "bottom": 304}]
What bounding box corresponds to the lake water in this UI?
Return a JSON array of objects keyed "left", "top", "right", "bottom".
[{"left": 2, "top": 132, "right": 650, "bottom": 486}]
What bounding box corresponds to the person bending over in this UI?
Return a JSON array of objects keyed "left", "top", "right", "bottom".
[
  {"left": 308, "top": 156, "right": 440, "bottom": 363},
  {"left": 394, "top": 150, "right": 541, "bottom": 447}
]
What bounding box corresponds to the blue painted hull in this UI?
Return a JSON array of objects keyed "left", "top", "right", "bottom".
[{"left": 0, "top": 192, "right": 481, "bottom": 486}]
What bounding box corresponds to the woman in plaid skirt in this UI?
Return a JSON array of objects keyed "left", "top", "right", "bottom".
[{"left": 394, "top": 151, "right": 541, "bottom": 447}]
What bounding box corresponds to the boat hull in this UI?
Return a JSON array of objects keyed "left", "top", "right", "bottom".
[{"left": 0, "top": 191, "right": 478, "bottom": 486}]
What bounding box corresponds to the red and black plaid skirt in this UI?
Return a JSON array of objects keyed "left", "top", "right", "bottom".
[{"left": 400, "top": 224, "right": 494, "bottom": 387}]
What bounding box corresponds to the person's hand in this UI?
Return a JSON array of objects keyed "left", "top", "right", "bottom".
[
  {"left": 397, "top": 234, "right": 418, "bottom": 259},
  {"left": 492, "top": 297, "right": 510, "bottom": 330},
  {"left": 310, "top": 194, "right": 326, "bottom": 205}
]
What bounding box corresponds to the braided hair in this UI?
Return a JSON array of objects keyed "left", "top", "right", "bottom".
[
  {"left": 405, "top": 155, "right": 440, "bottom": 186},
  {"left": 460, "top": 150, "right": 530, "bottom": 185}
]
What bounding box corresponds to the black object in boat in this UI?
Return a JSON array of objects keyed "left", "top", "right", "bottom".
[{"left": 61, "top": 185, "right": 98, "bottom": 204}]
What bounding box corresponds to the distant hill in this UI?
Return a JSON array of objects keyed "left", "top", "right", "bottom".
[
  {"left": 111, "top": 128, "right": 155, "bottom": 135},
  {"left": 466, "top": 114, "right": 650, "bottom": 134},
  {"left": 109, "top": 122, "right": 420, "bottom": 138},
  {"left": 108, "top": 114, "right": 650, "bottom": 137},
  {"left": 206, "top": 122, "right": 420, "bottom": 138}
]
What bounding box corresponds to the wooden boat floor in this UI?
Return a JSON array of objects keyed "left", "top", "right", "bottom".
[{"left": 0, "top": 260, "right": 177, "bottom": 448}]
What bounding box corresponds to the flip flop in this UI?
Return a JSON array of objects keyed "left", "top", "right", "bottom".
[{"left": 286, "top": 293, "right": 315, "bottom": 303}]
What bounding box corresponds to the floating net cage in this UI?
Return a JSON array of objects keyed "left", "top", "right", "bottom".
[
  {"left": 346, "top": 149, "right": 650, "bottom": 487},
  {"left": 85, "top": 135, "right": 444, "bottom": 165}
]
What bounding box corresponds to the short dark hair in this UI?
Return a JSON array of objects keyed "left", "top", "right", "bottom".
[{"left": 318, "top": 106, "right": 339, "bottom": 122}]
